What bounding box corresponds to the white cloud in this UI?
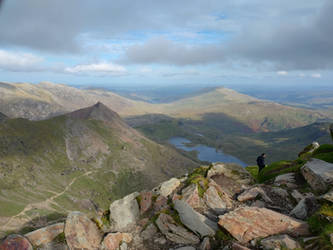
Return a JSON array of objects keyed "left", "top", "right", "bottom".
[
  {"left": 311, "top": 73, "right": 322, "bottom": 78},
  {"left": 0, "top": 50, "right": 44, "bottom": 72},
  {"left": 65, "top": 62, "right": 127, "bottom": 76},
  {"left": 277, "top": 71, "right": 288, "bottom": 75}
]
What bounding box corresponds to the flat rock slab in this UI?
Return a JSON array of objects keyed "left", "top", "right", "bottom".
[
  {"left": 109, "top": 192, "right": 140, "bottom": 231},
  {"left": 155, "top": 213, "right": 200, "bottom": 245},
  {"left": 25, "top": 223, "right": 64, "bottom": 246},
  {"left": 203, "top": 185, "right": 227, "bottom": 214},
  {"left": 301, "top": 159, "right": 333, "bottom": 193},
  {"left": 159, "top": 178, "right": 181, "bottom": 197},
  {"left": 64, "top": 211, "right": 102, "bottom": 250},
  {"left": 0, "top": 234, "right": 33, "bottom": 250},
  {"left": 174, "top": 199, "right": 217, "bottom": 237},
  {"left": 207, "top": 163, "right": 253, "bottom": 185},
  {"left": 218, "top": 207, "right": 309, "bottom": 243}
]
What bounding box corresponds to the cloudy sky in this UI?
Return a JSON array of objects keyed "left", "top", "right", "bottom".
[{"left": 0, "top": 0, "right": 332, "bottom": 86}]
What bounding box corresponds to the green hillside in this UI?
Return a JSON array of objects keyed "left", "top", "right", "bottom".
[{"left": 0, "top": 103, "right": 198, "bottom": 236}]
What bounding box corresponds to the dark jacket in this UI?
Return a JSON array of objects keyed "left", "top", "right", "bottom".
[{"left": 256, "top": 155, "right": 265, "bottom": 167}]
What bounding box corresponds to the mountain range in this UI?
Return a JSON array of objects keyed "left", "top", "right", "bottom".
[
  {"left": 0, "top": 103, "right": 198, "bottom": 235},
  {"left": 0, "top": 82, "right": 330, "bottom": 132}
]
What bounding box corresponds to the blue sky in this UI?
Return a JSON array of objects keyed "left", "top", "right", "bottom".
[{"left": 0, "top": 0, "right": 332, "bottom": 87}]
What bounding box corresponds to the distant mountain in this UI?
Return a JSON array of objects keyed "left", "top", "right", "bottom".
[
  {"left": 0, "top": 103, "right": 198, "bottom": 234},
  {"left": 0, "top": 82, "right": 330, "bottom": 132},
  {"left": 157, "top": 87, "right": 329, "bottom": 131}
]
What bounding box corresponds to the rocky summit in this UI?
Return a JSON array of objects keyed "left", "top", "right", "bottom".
[{"left": 1, "top": 141, "right": 332, "bottom": 250}]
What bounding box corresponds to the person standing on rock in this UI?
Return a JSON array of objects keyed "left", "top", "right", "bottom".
[{"left": 257, "top": 153, "right": 266, "bottom": 173}]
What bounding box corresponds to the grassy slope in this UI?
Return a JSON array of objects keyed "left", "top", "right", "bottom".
[{"left": 0, "top": 108, "right": 198, "bottom": 235}]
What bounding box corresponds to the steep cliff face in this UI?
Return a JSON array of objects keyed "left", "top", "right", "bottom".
[{"left": 0, "top": 103, "right": 198, "bottom": 234}]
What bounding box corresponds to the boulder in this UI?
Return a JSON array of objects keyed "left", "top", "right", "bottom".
[
  {"left": 203, "top": 185, "right": 227, "bottom": 214},
  {"left": 100, "top": 233, "right": 132, "bottom": 250},
  {"left": 231, "top": 243, "right": 251, "bottom": 250},
  {"left": 208, "top": 163, "right": 252, "bottom": 198},
  {"left": 322, "top": 189, "right": 333, "bottom": 202},
  {"left": 218, "top": 207, "right": 309, "bottom": 243},
  {"left": 291, "top": 190, "right": 305, "bottom": 202},
  {"left": 260, "top": 234, "right": 300, "bottom": 250},
  {"left": 237, "top": 187, "right": 272, "bottom": 203},
  {"left": 155, "top": 213, "right": 200, "bottom": 245},
  {"left": 0, "top": 234, "right": 33, "bottom": 250},
  {"left": 274, "top": 173, "right": 296, "bottom": 186},
  {"left": 153, "top": 195, "right": 169, "bottom": 211},
  {"left": 182, "top": 184, "right": 205, "bottom": 210},
  {"left": 25, "top": 223, "right": 64, "bottom": 246},
  {"left": 141, "top": 223, "right": 158, "bottom": 240},
  {"left": 290, "top": 197, "right": 318, "bottom": 220},
  {"left": 301, "top": 159, "right": 333, "bottom": 193},
  {"left": 64, "top": 211, "right": 102, "bottom": 250},
  {"left": 174, "top": 199, "right": 217, "bottom": 237},
  {"left": 199, "top": 237, "right": 211, "bottom": 250},
  {"left": 109, "top": 192, "right": 140, "bottom": 231},
  {"left": 159, "top": 178, "right": 181, "bottom": 197},
  {"left": 139, "top": 191, "right": 153, "bottom": 214},
  {"left": 207, "top": 163, "right": 253, "bottom": 185},
  {"left": 207, "top": 180, "right": 234, "bottom": 209}
]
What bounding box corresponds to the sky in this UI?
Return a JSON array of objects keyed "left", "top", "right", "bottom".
[{"left": 0, "top": 0, "right": 332, "bottom": 87}]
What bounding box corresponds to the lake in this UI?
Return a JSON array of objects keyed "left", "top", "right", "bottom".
[{"left": 169, "top": 137, "right": 247, "bottom": 167}]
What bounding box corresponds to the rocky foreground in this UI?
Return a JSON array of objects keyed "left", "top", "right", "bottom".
[{"left": 0, "top": 156, "right": 332, "bottom": 250}]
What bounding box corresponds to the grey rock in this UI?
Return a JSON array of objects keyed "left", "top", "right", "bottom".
[
  {"left": 237, "top": 187, "right": 272, "bottom": 203},
  {"left": 120, "top": 242, "right": 127, "bottom": 250},
  {"left": 207, "top": 163, "right": 253, "bottom": 185},
  {"left": 301, "top": 159, "right": 333, "bottom": 193},
  {"left": 159, "top": 178, "right": 181, "bottom": 197},
  {"left": 141, "top": 223, "right": 158, "bottom": 240},
  {"left": 290, "top": 197, "right": 318, "bottom": 220},
  {"left": 109, "top": 192, "right": 140, "bottom": 231},
  {"left": 204, "top": 185, "right": 227, "bottom": 214},
  {"left": 291, "top": 190, "right": 304, "bottom": 202},
  {"left": 199, "top": 237, "right": 211, "bottom": 250},
  {"left": 322, "top": 189, "right": 333, "bottom": 202},
  {"left": 261, "top": 234, "right": 300, "bottom": 250},
  {"left": 156, "top": 213, "right": 200, "bottom": 245},
  {"left": 275, "top": 173, "right": 296, "bottom": 184},
  {"left": 174, "top": 199, "right": 218, "bottom": 237}
]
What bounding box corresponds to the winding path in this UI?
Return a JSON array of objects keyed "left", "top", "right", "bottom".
[{"left": 1, "top": 170, "right": 93, "bottom": 231}]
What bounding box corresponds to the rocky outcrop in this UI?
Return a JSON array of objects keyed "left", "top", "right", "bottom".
[
  {"left": 290, "top": 197, "right": 318, "bottom": 220},
  {"left": 207, "top": 163, "right": 253, "bottom": 185},
  {"left": 25, "top": 223, "right": 64, "bottom": 247},
  {"left": 0, "top": 234, "right": 33, "bottom": 250},
  {"left": 301, "top": 159, "right": 333, "bottom": 193},
  {"left": 181, "top": 184, "right": 205, "bottom": 210},
  {"left": 237, "top": 187, "right": 271, "bottom": 203},
  {"left": 218, "top": 207, "right": 309, "bottom": 243},
  {"left": 64, "top": 211, "right": 102, "bottom": 250},
  {"left": 139, "top": 191, "right": 153, "bottom": 214},
  {"left": 155, "top": 213, "right": 200, "bottom": 245},
  {"left": 109, "top": 192, "right": 140, "bottom": 231},
  {"left": 100, "top": 232, "right": 132, "bottom": 250},
  {"left": 174, "top": 200, "right": 217, "bottom": 237},
  {"left": 203, "top": 185, "right": 227, "bottom": 214},
  {"left": 158, "top": 178, "right": 181, "bottom": 197},
  {"left": 260, "top": 234, "right": 300, "bottom": 250}
]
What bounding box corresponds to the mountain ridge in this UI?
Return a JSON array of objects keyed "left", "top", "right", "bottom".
[{"left": 0, "top": 81, "right": 330, "bottom": 132}]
